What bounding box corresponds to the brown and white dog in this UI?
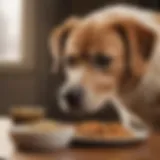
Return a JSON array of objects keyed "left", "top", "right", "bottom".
[{"left": 49, "top": 5, "right": 160, "bottom": 128}]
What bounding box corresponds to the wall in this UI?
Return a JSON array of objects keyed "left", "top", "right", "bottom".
[{"left": 0, "top": 0, "right": 71, "bottom": 114}]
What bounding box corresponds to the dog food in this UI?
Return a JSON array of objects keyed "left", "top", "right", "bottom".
[{"left": 76, "top": 121, "right": 133, "bottom": 139}]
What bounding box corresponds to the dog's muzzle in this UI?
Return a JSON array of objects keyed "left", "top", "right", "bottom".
[{"left": 63, "top": 86, "right": 84, "bottom": 110}]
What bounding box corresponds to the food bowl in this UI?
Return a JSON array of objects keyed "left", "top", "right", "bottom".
[
  {"left": 10, "top": 106, "right": 45, "bottom": 124},
  {"left": 10, "top": 121, "right": 75, "bottom": 151}
]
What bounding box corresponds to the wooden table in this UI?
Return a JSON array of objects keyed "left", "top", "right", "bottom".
[
  {"left": 12, "top": 133, "right": 160, "bottom": 160},
  {"left": 0, "top": 118, "right": 159, "bottom": 160}
]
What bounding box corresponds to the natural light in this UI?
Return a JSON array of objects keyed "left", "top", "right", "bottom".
[{"left": 0, "top": 0, "right": 23, "bottom": 63}]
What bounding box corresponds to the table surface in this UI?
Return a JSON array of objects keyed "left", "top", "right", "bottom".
[
  {"left": 13, "top": 134, "right": 160, "bottom": 160},
  {"left": 0, "top": 117, "right": 159, "bottom": 160}
]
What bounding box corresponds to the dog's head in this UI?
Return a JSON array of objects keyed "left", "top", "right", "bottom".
[{"left": 49, "top": 8, "right": 157, "bottom": 114}]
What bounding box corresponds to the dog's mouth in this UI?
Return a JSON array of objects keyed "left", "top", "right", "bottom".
[
  {"left": 60, "top": 103, "right": 89, "bottom": 116},
  {"left": 58, "top": 98, "right": 86, "bottom": 115},
  {"left": 59, "top": 98, "right": 116, "bottom": 116},
  {"left": 59, "top": 100, "right": 121, "bottom": 121}
]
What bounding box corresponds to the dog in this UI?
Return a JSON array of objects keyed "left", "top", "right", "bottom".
[{"left": 49, "top": 5, "right": 160, "bottom": 128}]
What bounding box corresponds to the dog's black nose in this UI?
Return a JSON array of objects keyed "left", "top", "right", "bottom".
[{"left": 64, "top": 87, "right": 83, "bottom": 109}]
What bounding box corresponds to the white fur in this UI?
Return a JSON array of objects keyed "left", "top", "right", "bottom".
[{"left": 59, "top": 67, "right": 84, "bottom": 112}]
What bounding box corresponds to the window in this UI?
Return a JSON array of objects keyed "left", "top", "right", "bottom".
[
  {"left": 0, "top": 0, "right": 23, "bottom": 64},
  {"left": 0, "top": 0, "right": 35, "bottom": 71}
]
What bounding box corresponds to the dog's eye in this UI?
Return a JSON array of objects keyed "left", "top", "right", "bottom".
[
  {"left": 92, "top": 54, "right": 112, "bottom": 69},
  {"left": 66, "top": 56, "right": 79, "bottom": 67}
]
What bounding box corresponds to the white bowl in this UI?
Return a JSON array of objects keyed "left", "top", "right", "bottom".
[{"left": 10, "top": 125, "right": 75, "bottom": 151}]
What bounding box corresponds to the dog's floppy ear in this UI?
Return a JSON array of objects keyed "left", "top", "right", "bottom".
[
  {"left": 114, "top": 18, "right": 157, "bottom": 79},
  {"left": 49, "top": 17, "right": 79, "bottom": 72}
]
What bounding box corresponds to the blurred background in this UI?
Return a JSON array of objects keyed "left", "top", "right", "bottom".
[{"left": 0, "top": 0, "right": 160, "bottom": 125}]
